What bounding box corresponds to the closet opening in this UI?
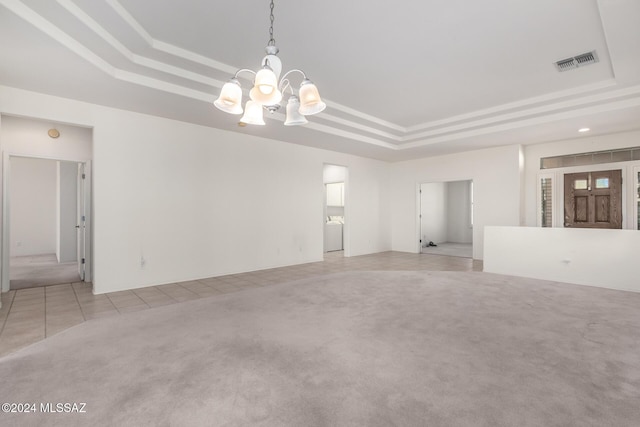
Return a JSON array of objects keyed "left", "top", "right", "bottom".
[{"left": 419, "top": 180, "right": 473, "bottom": 258}]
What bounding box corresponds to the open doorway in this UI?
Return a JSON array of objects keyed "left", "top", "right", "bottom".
[
  {"left": 1, "top": 115, "right": 93, "bottom": 295},
  {"left": 323, "top": 164, "right": 347, "bottom": 257},
  {"left": 7, "top": 157, "right": 87, "bottom": 290},
  {"left": 419, "top": 180, "right": 473, "bottom": 258}
]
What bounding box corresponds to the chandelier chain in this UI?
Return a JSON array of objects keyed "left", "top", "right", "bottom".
[
  {"left": 213, "top": 0, "right": 325, "bottom": 124},
  {"left": 268, "top": 0, "right": 276, "bottom": 46}
]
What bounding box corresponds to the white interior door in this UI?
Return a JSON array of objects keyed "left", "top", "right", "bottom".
[{"left": 76, "top": 163, "right": 85, "bottom": 280}]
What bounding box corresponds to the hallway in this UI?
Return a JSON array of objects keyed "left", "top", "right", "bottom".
[{"left": 10, "top": 254, "right": 81, "bottom": 290}]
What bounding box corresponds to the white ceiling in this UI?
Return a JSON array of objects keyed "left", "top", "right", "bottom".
[{"left": 1, "top": 0, "right": 639, "bottom": 161}]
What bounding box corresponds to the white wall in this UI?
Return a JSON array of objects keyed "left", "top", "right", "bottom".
[
  {"left": 1, "top": 116, "right": 93, "bottom": 160},
  {"left": 57, "top": 161, "right": 77, "bottom": 263},
  {"left": 391, "top": 145, "right": 522, "bottom": 259},
  {"left": 323, "top": 164, "right": 346, "bottom": 183},
  {"left": 0, "top": 86, "right": 390, "bottom": 294},
  {"left": 420, "top": 182, "right": 447, "bottom": 244},
  {"left": 484, "top": 226, "right": 640, "bottom": 293},
  {"left": 524, "top": 130, "right": 640, "bottom": 227},
  {"left": 10, "top": 157, "right": 57, "bottom": 256},
  {"left": 446, "top": 181, "right": 473, "bottom": 244}
]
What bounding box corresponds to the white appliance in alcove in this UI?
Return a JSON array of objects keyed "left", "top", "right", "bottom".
[{"left": 323, "top": 165, "right": 346, "bottom": 253}]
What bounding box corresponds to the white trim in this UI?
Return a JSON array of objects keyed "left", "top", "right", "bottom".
[
  {"left": 58, "top": 0, "right": 227, "bottom": 88},
  {"left": 417, "top": 178, "right": 475, "bottom": 257},
  {"left": 405, "top": 80, "right": 618, "bottom": 133},
  {"left": 400, "top": 95, "right": 640, "bottom": 149},
  {"left": 401, "top": 85, "right": 640, "bottom": 143},
  {"left": 104, "top": 0, "right": 237, "bottom": 74},
  {"left": 469, "top": 181, "right": 474, "bottom": 228},
  {"left": 1, "top": 153, "right": 9, "bottom": 294},
  {"left": 416, "top": 181, "right": 422, "bottom": 253},
  {"left": 633, "top": 166, "right": 640, "bottom": 230},
  {"left": 322, "top": 164, "right": 350, "bottom": 257}
]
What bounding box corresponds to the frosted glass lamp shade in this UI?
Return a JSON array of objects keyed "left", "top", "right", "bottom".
[
  {"left": 214, "top": 79, "right": 243, "bottom": 114},
  {"left": 250, "top": 86, "right": 282, "bottom": 106},
  {"left": 254, "top": 68, "right": 278, "bottom": 95},
  {"left": 284, "top": 96, "right": 308, "bottom": 126},
  {"left": 298, "top": 80, "right": 326, "bottom": 115},
  {"left": 239, "top": 100, "right": 265, "bottom": 125}
]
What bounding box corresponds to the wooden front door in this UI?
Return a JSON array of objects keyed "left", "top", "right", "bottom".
[{"left": 564, "top": 170, "right": 622, "bottom": 229}]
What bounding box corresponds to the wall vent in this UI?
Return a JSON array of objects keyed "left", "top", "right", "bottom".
[{"left": 554, "top": 51, "right": 599, "bottom": 72}]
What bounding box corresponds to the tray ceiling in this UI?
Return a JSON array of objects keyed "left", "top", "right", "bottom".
[{"left": 1, "top": 0, "right": 639, "bottom": 161}]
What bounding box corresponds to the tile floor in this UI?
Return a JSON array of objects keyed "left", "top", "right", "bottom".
[
  {"left": 421, "top": 242, "right": 473, "bottom": 258},
  {"left": 0, "top": 251, "right": 481, "bottom": 357}
]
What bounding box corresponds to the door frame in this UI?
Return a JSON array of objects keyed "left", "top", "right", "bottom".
[
  {"left": 1, "top": 152, "right": 92, "bottom": 293},
  {"left": 537, "top": 161, "right": 640, "bottom": 230},
  {"left": 77, "top": 162, "right": 86, "bottom": 280},
  {"left": 635, "top": 166, "right": 640, "bottom": 230},
  {"left": 563, "top": 169, "right": 622, "bottom": 228},
  {"left": 322, "top": 164, "right": 349, "bottom": 257},
  {"left": 416, "top": 178, "right": 474, "bottom": 256}
]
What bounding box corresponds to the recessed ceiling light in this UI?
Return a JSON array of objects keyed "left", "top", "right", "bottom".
[{"left": 578, "top": 128, "right": 590, "bottom": 133}]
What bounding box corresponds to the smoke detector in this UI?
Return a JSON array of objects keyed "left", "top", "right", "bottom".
[{"left": 554, "top": 51, "right": 599, "bottom": 72}]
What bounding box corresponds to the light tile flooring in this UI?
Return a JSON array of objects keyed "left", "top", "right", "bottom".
[
  {"left": 0, "top": 251, "right": 481, "bottom": 357},
  {"left": 421, "top": 242, "right": 473, "bottom": 258}
]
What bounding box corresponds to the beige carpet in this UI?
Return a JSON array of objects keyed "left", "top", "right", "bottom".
[
  {"left": 10, "top": 254, "right": 81, "bottom": 290},
  {"left": 1, "top": 271, "right": 639, "bottom": 426}
]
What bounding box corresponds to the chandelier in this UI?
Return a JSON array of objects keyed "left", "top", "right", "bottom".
[{"left": 214, "top": 0, "right": 326, "bottom": 126}]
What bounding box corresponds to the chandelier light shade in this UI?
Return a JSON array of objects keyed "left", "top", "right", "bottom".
[
  {"left": 240, "top": 100, "right": 266, "bottom": 125},
  {"left": 213, "top": 78, "right": 243, "bottom": 114},
  {"left": 298, "top": 80, "right": 326, "bottom": 116},
  {"left": 254, "top": 67, "right": 278, "bottom": 96},
  {"left": 249, "top": 84, "right": 282, "bottom": 106},
  {"left": 284, "top": 96, "right": 308, "bottom": 126},
  {"left": 213, "top": 0, "right": 325, "bottom": 126}
]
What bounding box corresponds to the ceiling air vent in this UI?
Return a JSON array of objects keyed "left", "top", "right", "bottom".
[{"left": 554, "top": 51, "right": 599, "bottom": 72}]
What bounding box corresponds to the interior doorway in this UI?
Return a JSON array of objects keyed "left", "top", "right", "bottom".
[
  {"left": 323, "top": 164, "right": 347, "bottom": 257},
  {"left": 7, "top": 157, "right": 88, "bottom": 290},
  {"left": 1, "top": 115, "right": 93, "bottom": 295},
  {"left": 419, "top": 180, "right": 473, "bottom": 258}
]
